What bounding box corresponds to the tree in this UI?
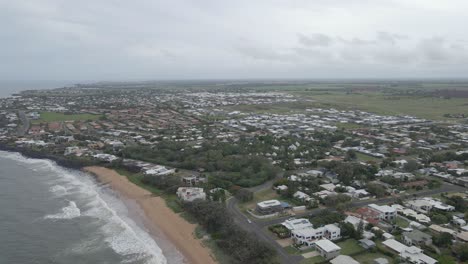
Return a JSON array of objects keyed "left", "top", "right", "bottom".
[
  {"left": 235, "top": 188, "right": 253, "bottom": 203},
  {"left": 432, "top": 232, "right": 452, "bottom": 247},
  {"left": 403, "top": 160, "right": 419, "bottom": 172},
  {"left": 345, "top": 150, "right": 357, "bottom": 161},
  {"left": 366, "top": 183, "right": 387, "bottom": 198},
  {"left": 453, "top": 242, "right": 468, "bottom": 261},
  {"left": 431, "top": 214, "right": 449, "bottom": 225}
]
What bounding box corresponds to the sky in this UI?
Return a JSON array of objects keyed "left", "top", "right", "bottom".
[{"left": 1, "top": 0, "right": 468, "bottom": 81}]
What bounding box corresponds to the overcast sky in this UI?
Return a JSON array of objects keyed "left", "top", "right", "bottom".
[{"left": 1, "top": 0, "right": 468, "bottom": 81}]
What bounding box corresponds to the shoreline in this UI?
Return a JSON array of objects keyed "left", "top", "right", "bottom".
[{"left": 83, "top": 166, "right": 217, "bottom": 264}]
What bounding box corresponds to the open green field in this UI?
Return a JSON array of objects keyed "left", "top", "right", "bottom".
[
  {"left": 356, "top": 152, "right": 382, "bottom": 162},
  {"left": 32, "top": 111, "right": 101, "bottom": 123},
  {"left": 299, "top": 255, "right": 325, "bottom": 264},
  {"left": 353, "top": 252, "right": 394, "bottom": 264},
  {"left": 336, "top": 239, "right": 365, "bottom": 255},
  {"left": 291, "top": 90, "right": 468, "bottom": 121}
]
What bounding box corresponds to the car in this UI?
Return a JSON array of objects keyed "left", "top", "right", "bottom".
[{"left": 247, "top": 219, "right": 252, "bottom": 223}]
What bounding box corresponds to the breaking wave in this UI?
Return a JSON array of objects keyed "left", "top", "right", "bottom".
[
  {"left": 44, "top": 200, "right": 81, "bottom": 219},
  {"left": 1, "top": 151, "right": 167, "bottom": 264}
]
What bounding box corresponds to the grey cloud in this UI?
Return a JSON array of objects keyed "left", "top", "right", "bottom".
[
  {"left": 1, "top": 1, "right": 468, "bottom": 80},
  {"left": 298, "top": 33, "right": 332, "bottom": 47}
]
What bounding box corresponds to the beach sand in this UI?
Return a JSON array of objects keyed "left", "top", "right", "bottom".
[{"left": 83, "top": 166, "right": 217, "bottom": 264}]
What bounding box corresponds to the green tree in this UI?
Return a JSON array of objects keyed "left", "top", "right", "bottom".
[{"left": 432, "top": 232, "right": 453, "bottom": 247}]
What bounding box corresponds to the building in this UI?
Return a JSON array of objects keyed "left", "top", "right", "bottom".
[
  {"left": 182, "top": 175, "right": 206, "bottom": 186},
  {"left": 256, "top": 199, "right": 283, "bottom": 215},
  {"left": 359, "top": 238, "right": 376, "bottom": 249},
  {"left": 368, "top": 204, "right": 396, "bottom": 221},
  {"left": 291, "top": 224, "right": 341, "bottom": 245},
  {"left": 344, "top": 215, "right": 368, "bottom": 230},
  {"left": 314, "top": 239, "right": 341, "bottom": 260},
  {"left": 352, "top": 207, "right": 381, "bottom": 225},
  {"left": 282, "top": 218, "right": 313, "bottom": 231},
  {"left": 402, "top": 230, "right": 432, "bottom": 247},
  {"left": 382, "top": 239, "right": 437, "bottom": 264},
  {"left": 429, "top": 224, "right": 456, "bottom": 236},
  {"left": 176, "top": 187, "right": 206, "bottom": 202},
  {"left": 406, "top": 197, "right": 455, "bottom": 213},
  {"left": 330, "top": 255, "right": 359, "bottom": 264}
]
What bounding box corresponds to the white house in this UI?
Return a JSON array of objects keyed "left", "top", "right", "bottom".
[
  {"left": 330, "top": 255, "right": 359, "bottom": 264},
  {"left": 282, "top": 218, "right": 313, "bottom": 231},
  {"left": 291, "top": 224, "right": 341, "bottom": 245},
  {"left": 382, "top": 239, "right": 437, "bottom": 264},
  {"left": 176, "top": 187, "right": 206, "bottom": 202},
  {"left": 368, "top": 204, "right": 396, "bottom": 221},
  {"left": 314, "top": 239, "right": 341, "bottom": 260}
]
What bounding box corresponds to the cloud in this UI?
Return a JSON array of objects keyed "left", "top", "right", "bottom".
[
  {"left": 298, "top": 33, "right": 333, "bottom": 47},
  {"left": 1, "top": 0, "right": 468, "bottom": 80}
]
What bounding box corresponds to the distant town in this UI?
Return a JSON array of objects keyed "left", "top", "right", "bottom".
[{"left": 1, "top": 80, "right": 467, "bottom": 264}]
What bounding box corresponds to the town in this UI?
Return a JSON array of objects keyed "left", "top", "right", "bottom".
[{"left": 1, "top": 81, "right": 467, "bottom": 264}]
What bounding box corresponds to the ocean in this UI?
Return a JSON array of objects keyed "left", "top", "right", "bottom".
[
  {"left": 0, "top": 151, "right": 181, "bottom": 264},
  {"left": 0, "top": 80, "right": 74, "bottom": 98}
]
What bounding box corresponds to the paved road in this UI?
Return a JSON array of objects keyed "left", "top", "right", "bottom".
[
  {"left": 17, "top": 111, "right": 29, "bottom": 136},
  {"left": 226, "top": 180, "right": 466, "bottom": 264}
]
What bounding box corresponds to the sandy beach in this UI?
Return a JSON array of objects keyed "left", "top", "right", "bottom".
[{"left": 83, "top": 166, "right": 216, "bottom": 264}]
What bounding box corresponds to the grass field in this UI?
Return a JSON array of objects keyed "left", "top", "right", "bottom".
[
  {"left": 299, "top": 255, "right": 325, "bottom": 264},
  {"left": 32, "top": 111, "right": 101, "bottom": 123},
  {"left": 356, "top": 152, "right": 381, "bottom": 162},
  {"left": 292, "top": 91, "right": 468, "bottom": 121},
  {"left": 353, "top": 252, "right": 394, "bottom": 264},
  {"left": 336, "top": 239, "right": 365, "bottom": 255},
  {"left": 395, "top": 216, "right": 410, "bottom": 228}
]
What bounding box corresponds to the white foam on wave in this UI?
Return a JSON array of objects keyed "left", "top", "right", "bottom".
[
  {"left": 44, "top": 201, "right": 81, "bottom": 219},
  {"left": 1, "top": 151, "right": 168, "bottom": 264},
  {"left": 49, "top": 185, "right": 69, "bottom": 196}
]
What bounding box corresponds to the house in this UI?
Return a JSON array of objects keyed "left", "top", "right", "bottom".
[
  {"left": 400, "top": 246, "right": 437, "bottom": 264},
  {"left": 406, "top": 198, "right": 455, "bottom": 213},
  {"left": 282, "top": 218, "right": 313, "bottom": 231},
  {"left": 402, "top": 230, "right": 432, "bottom": 247},
  {"left": 373, "top": 258, "right": 389, "bottom": 264},
  {"left": 353, "top": 207, "right": 381, "bottom": 225},
  {"left": 359, "top": 238, "right": 376, "bottom": 249},
  {"left": 429, "top": 224, "right": 456, "bottom": 236},
  {"left": 256, "top": 200, "right": 283, "bottom": 215},
  {"left": 291, "top": 224, "right": 341, "bottom": 245},
  {"left": 314, "top": 239, "right": 341, "bottom": 260},
  {"left": 368, "top": 204, "right": 396, "bottom": 221},
  {"left": 382, "top": 239, "right": 437, "bottom": 264},
  {"left": 182, "top": 175, "right": 206, "bottom": 186},
  {"left": 293, "top": 191, "right": 314, "bottom": 202},
  {"left": 330, "top": 255, "right": 359, "bottom": 264},
  {"left": 344, "top": 215, "right": 368, "bottom": 230},
  {"left": 176, "top": 187, "right": 206, "bottom": 202},
  {"left": 456, "top": 232, "right": 468, "bottom": 242}
]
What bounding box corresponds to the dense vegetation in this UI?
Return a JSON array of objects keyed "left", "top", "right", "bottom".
[
  {"left": 122, "top": 139, "right": 281, "bottom": 187},
  {"left": 183, "top": 200, "right": 278, "bottom": 264}
]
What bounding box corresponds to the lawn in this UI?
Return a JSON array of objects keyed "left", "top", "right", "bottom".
[
  {"left": 395, "top": 216, "right": 410, "bottom": 228},
  {"left": 353, "top": 252, "right": 394, "bottom": 264},
  {"left": 239, "top": 188, "right": 279, "bottom": 210},
  {"left": 356, "top": 152, "right": 381, "bottom": 162},
  {"left": 32, "top": 111, "right": 101, "bottom": 123},
  {"left": 336, "top": 239, "right": 365, "bottom": 255},
  {"left": 300, "top": 255, "right": 325, "bottom": 264}
]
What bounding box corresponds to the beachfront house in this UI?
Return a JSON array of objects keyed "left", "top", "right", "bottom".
[{"left": 176, "top": 187, "right": 206, "bottom": 202}]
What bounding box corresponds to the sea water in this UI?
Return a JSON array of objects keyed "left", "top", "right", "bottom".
[{"left": 0, "top": 151, "right": 178, "bottom": 264}]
